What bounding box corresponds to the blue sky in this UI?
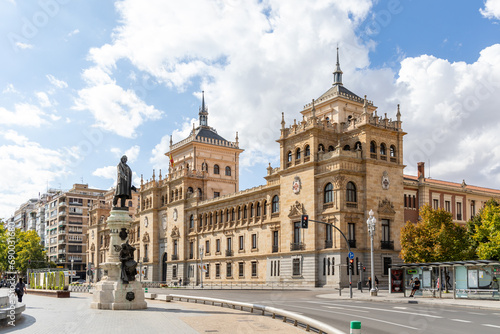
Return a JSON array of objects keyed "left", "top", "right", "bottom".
[{"left": 1, "top": 0, "right": 500, "bottom": 218}]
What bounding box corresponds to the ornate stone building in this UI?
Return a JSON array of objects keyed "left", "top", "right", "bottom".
[{"left": 136, "top": 53, "right": 406, "bottom": 287}]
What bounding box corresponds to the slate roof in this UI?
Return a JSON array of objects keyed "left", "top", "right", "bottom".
[
  {"left": 196, "top": 127, "right": 229, "bottom": 143},
  {"left": 317, "top": 84, "right": 362, "bottom": 102}
]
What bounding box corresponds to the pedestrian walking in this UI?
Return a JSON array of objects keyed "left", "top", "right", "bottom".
[
  {"left": 374, "top": 276, "right": 379, "bottom": 291},
  {"left": 409, "top": 277, "right": 420, "bottom": 297},
  {"left": 15, "top": 277, "right": 27, "bottom": 303},
  {"left": 366, "top": 277, "right": 372, "bottom": 290},
  {"left": 490, "top": 277, "right": 499, "bottom": 297},
  {"left": 178, "top": 278, "right": 182, "bottom": 286}
]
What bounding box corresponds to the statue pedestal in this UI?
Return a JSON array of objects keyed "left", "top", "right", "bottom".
[{"left": 90, "top": 208, "right": 147, "bottom": 310}]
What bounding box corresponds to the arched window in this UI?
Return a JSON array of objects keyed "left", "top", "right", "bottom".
[
  {"left": 197, "top": 188, "right": 202, "bottom": 199},
  {"left": 186, "top": 163, "right": 189, "bottom": 170},
  {"left": 305, "top": 145, "right": 310, "bottom": 157},
  {"left": 390, "top": 145, "right": 396, "bottom": 157},
  {"left": 256, "top": 202, "right": 261, "bottom": 216},
  {"left": 226, "top": 209, "right": 230, "bottom": 222},
  {"left": 225, "top": 166, "right": 231, "bottom": 176},
  {"left": 343, "top": 145, "right": 351, "bottom": 151},
  {"left": 199, "top": 215, "right": 203, "bottom": 228},
  {"left": 187, "top": 187, "right": 193, "bottom": 194},
  {"left": 296, "top": 148, "right": 301, "bottom": 160},
  {"left": 272, "top": 195, "right": 279, "bottom": 213},
  {"left": 220, "top": 210, "right": 224, "bottom": 223},
  {"left": 355, "top": 141, "right": 362, "bottom": 150},
  {"left": 380, "top": 143, "right": 386, "bottom": 156},
  {"left": 263, "top": 200, "right": 268, "bottom": 215},
  {"left": 201, "top": 162, "right": 208, "bottom": 171},
  {"left": 250, "top": 203, "right": 254, "bottom": 217},
  {"left": 324, "top": 183, "right": 333, "bottom": 203},
  {"left": 214, "top": 164, "right": 220, "bottom": 174},
  {"left": 287, "top": 151, "right": 292, "bottom": 162},
  {"left": 243, "top": 205, "right": 247, "bottom": 219},
  {"left": 318, "top": 144, "right": 325, "bottom": 152},
  {"left": 238, "top": 206, "right": 241, "bottom": 220},
  {"left": 161, "top": 196, "right": 165, "bottom": 205},
  {"left": 189, "top": 215, "right": 194, "bottom": 229},
  {"left": 328, "top": 145, "right": 335, "bottom": 152},
  {"left": 370, "top": 141, "right": 376, "bottom": 153},
  {"left": 231, "top": 208, "right": 235, "bottom": 221},
  {"left": 346, "top": 182, "right": 357, "bottom": 203}
]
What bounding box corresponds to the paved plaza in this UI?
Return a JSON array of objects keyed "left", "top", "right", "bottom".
[{"left": 0, "top": 290, "right": 304, "bottom": 334}]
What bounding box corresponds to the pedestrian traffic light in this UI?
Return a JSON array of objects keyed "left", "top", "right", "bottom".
[{"left": 301, "top": 215, "right": 309, "bottom": 228}]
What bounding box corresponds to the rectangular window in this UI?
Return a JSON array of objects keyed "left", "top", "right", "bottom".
[
  {"left": 205, "top": 264, "right": 210, "bottom": 278},
  {"left": 413, "top": 195, "right": 416, "bottom": 208},
  {"left": 471, "top": 200, "right": 476, "bottom": 219},
  {"left": 331, "top": 257, "right": 335, "bottom": 276},
  {"left": 252, "top": 234, "right": 257, "bottom": 249},
  {"left": 227, "top": 237, "right": 232, "bottom": 251},
  {"left": 294, "top": 222, "right": 301, "bottom": 244},
  {"left": 273, "top": 231, "right": 279, "bottom": 246},
  {"left": 381, "top": 219, "right": 390, "bottom": 242},
  {"left": 348, "top": 223, "right": 355, "bottom": 242},
  {"left": 216, "top": 239, "right": 220, "bottom": 253},
  {"left": 214, "top": 192, "right": 220, "bottom": 198},
  {"left": 172, "top": 265, "right": 177, "bottom": 279},
  {"left": 433, "top": 199, "right": 439, "bottom": 210},
  {"left": 239, "top": 235, "right": 244, "bottom": 250},
  {"left": 323, "top": 258, "right": 327, "bottom": 276},
  {"left": 404, "top": 194, "right": 407, "bottom": 208},
  {"left": 445, "top": 200, "right": 451, "bottom": 212},
  {"left": 251, "top": 261, "right": 257, "bottom": 277},
  {"left": 174, "top": 240, "right": 178, "bottom": 256},
  {"left": 189, "top": 242, "right": 194, "bottom": 259},
  {"left": 215, "top": 263, "right": 220, "bottom": 278},
  {"left": 292, "top": 258, "right": 301, "bottom": 276},
  {"left": 383, "top": 257, "right": 392, "bottom": 276},
  {"left": 457, "top": 202, "right": 462, "bottom": 220},
  {"left": 238, "top": 262, "right": 244, "bottom": 277},
  {"left": 226, "top": 262, "right": 232, "bottom": 278},
  {"left": 205, "top": 240, "right": 210, "bottom": 253},
  {"left": 326, "top": 225, "right": 332, "bottom": 241}
]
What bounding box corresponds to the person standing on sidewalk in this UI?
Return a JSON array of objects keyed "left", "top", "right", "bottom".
[
  {"left": 374, "top": 276, "right": 379, "bottom": 291},
  {"left": 15, "top": 277, "right": 27, "bottom": 303}
]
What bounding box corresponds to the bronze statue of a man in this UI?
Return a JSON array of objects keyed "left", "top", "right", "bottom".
[
  {"left": 113, "top": 155, "right": 136, "bottom": 208},
  {"left": 118, "top": 241, "right": 137, "bottom": 284}
]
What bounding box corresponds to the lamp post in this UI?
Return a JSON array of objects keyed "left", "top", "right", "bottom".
[
  {"left": 367, "top": 209, "right": 377, "bottom": 296},
  {"left": 199, "top": 245, "right": 204, "bottom": 288},
  {"left": 71, "top": 259, "right": 74, "bottom": 284}
]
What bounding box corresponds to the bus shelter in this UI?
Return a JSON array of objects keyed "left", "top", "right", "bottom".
[{"left": 391, "top": 260, "right": 500, "bottom": 300}]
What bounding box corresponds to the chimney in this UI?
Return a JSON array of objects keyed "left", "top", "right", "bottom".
[{"left": 417, "top": 162, "right": 425, "bottom": 179}]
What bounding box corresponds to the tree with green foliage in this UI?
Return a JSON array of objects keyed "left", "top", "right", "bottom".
[
  {"left": 400, "top": 204, "right": 475, "bottom": 263},
  {"left": 0, "top": 223, "right": 48, "bottom": 275},
  {"left": 468, "top": 199, "right": 500, "bottom": 260}
]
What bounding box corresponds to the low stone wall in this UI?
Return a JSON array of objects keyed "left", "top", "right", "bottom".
[
  {"left": 26, "top": 289, "right": 70, "bottom": 298},
  {"left": 0, "top": 296, "right": 26, "bottom": 321}
]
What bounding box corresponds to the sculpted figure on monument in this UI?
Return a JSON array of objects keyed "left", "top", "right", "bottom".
[
  {"left": 118, "top": 241, "right": 138, "bottom": 284},
  {"left": 113, "top": 155, "right": 137, "bottom": 208}
]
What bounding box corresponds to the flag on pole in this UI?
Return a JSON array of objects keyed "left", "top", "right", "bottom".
[{"left": 169, "top": 154, "right": 174, "bottom": 167}]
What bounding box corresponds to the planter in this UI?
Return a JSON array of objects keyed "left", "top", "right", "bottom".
[{"left": 26, "top": 289, "right": 70, "bottom": 298}]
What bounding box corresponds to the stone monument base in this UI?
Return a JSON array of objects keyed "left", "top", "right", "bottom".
[{"left": 90, "top": 280, "right": 147, "bottom": 310}]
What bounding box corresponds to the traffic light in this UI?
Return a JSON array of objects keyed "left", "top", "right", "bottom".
[
  {"left": 349, "top": 259, "right": 354, "bottom": 272},
  {"left": 301, "top": 215, "right": 309, "bottom": 228},
  {"left": 28, "top": 259, "right": 31, "bottom": 265},
  {"left": 363, "top": 266, "right": 366, "bottom": 272}
]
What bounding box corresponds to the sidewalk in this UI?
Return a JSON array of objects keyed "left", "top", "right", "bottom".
[
  {"left": 317, "top": 289, "right": 500, "bottom": 310},
  {"left": 0, "top": 290, "right": 304, "bottom": 334}
]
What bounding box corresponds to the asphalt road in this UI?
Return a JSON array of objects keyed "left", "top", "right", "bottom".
[{"left": 149, "top": 288, "right": 500, "bottom": 334}]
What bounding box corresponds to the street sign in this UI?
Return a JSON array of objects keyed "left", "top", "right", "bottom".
[{"left": 348, "top": 251, "right": 354, "bottom": 260}]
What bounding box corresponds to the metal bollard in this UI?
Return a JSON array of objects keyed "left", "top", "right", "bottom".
[{"left": 350, "top": 321, "right": 361, "bottom": 334}]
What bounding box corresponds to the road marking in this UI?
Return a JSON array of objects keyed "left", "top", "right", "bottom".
[
  {"left": 468, "top": 312, "right": 483, "bottom": 315},
  {"left": 483, "top": 324, "right": 500, "bottom": 329},
  {"left": 325, "top": 306, "right": 369, "bottom": 313},
  {"left": 307, "top": 301, "right": 443, "bottom": 318},
  {"left": 451, "top": 319, "right": 471, "bottom": 323},
  {"left": 393, "top": 307, "right": 407, "bottom": 310},
  {"left": 277, "top": 304, "right": 419, "bottom": 331}
]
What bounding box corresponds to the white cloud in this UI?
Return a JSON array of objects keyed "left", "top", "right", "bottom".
[
  {"left": 67, "top": 29, "right": 80, "bottom": 37},
  {"left": 395, "top": 44, "right": 500, "bottom": 186},
  {"left": 124, "top": 145, "right": 140, "bottom": 163},
  {"left": 74, "top": 66, "right": 163, "bottom": 138},
  {"left": 92, "top": 166, "right": 116, "bottom": 180},
  {"left": 89, "top": 0, "right": 372, "bottom": 169},
  {"left": 36, "top": 91, "right": 52, "bottom": 107},
  {"left": 480, "top": 0, "right": 500, "bottom": 20},
  {"left": 15, "top": 42, "right": 33, "bottom": 50},
  {"left": 150, "top": 117, "right": 197, "bottom": 170},
  {"left": 0, "top": 137, "right": 68, "bottom": 217},
  {"left": 0, "top": 103, "right": 47, "bottom": 127},
  {"left": 2, "top": 84, "right": 19, "bottom": 94},
  {"left": 46, "top": 75, "right": 68, "bottom": 89}
]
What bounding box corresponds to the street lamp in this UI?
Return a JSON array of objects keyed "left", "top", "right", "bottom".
[
  {"left": 366, "top": 209, "right": 377, "bottom": 296},
  {"left": 199, "top": 245, "right": 204, "bottom": 289},
  {"left": 71, "top": 259, "right": 74, "bottom": 284}
]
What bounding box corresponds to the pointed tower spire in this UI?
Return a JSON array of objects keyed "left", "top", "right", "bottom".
[
  {"left": 281, "top": 112, "right": 286, "bottom": 130},
  {"left": 311, "top": 99, "right": 316, "bottom": 119},
  {"left": 333, "top": 46, "right": 343, "bottom": 86},
  {"left": 199, "top": 90, "right": 208, "bottom": 127}
]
